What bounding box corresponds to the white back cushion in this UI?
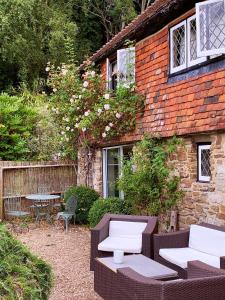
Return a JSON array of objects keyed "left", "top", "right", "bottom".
[
  {"left": 189, "top": 224, "right": 225, "bottom": 257},
  {"left": 109, "top": 221, "right": 147, "bottom": 238}
]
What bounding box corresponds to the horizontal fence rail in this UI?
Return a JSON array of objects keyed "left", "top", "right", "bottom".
[{"left": 0, "top": 161, "right": 77, "bottom": 219}]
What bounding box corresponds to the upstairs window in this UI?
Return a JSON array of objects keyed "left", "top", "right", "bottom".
[
  {"left": 196, "top": 0, "right": 225, "bottom": 57},
  {"left": 106, "top": 47, "right": 135, "bottom": 90},
  {"left": 198, "top": 143, "right": 211, "bottom": 182},
  {"left": 170, "top": 16, "right": 206, "bottom": 73}
]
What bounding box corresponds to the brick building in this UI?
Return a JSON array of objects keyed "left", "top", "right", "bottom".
[{"left": 78, "top": 0, "right": 225, "bottom": 228}]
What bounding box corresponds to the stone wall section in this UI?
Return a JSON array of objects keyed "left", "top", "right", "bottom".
[{"left": 173, "top": 133, "right": 225, "bottom": 229}]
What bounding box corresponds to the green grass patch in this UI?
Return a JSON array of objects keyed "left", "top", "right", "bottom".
[{"left": 0, "top": 224, "right": 53, "bottom": 300}]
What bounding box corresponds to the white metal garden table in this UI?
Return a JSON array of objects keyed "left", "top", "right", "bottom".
[{"left": 26, "top": 194, "right": 60, "bottom": 222}]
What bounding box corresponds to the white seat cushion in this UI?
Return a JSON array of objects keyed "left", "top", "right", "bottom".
[
  {"left": 98, "top": 236, "right": 142, "bottom": 253},
  {"left": 189, "top": 225, "right": 225, "bottom": 257},
  {"left": 98, "top": 221, "right": 147, "bottom": 253},
  {"left": 109, "top": 221, "right": 147, "bottom": 238},
  {"left": 159, "top": 247, "right": 220, "bottom": 269}
]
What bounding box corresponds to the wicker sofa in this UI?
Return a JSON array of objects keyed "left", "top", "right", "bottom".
[
  {"left": 90, "top": 213, "right": 158, "bottom": 270},
  {"left": 94, "top": 260, "right": 225, "bottom": 300},
  {"left": 154, "top": 223, "right": 225, "bottom": 278}
]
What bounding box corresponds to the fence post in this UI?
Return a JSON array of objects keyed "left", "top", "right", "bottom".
[{"left": 0, "top": 167, "right": 3, "bottom": 220}]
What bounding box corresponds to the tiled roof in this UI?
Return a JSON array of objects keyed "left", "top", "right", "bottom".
[{"left": 82, "top": 0, "right": 179, "bottom": 66}]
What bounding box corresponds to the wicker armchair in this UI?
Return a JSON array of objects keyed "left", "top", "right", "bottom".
[
  {"left": 94, "top": 260, "right": 225, "bottom": 300},
  {"left": 90, "top": 214, "right": 158, "bottom": 270},
  {"left": 154, "top": 223, "right": 225, "bottom": 278}
]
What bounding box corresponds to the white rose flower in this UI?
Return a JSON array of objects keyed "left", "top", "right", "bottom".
[
  {"left": 91, "top": 71, "right": 96, "bottom": 77},
  {"left": 53, "top": 88, "right": 57, "bottom": 93},
  {"left": 75, "top": 123, "right": 79, "bottom": 128},
  {"left": 102, "top": 132, "right": 107, "bottom": 138},
  {"left": 82, "top": 127, "right": 87, "bottom": 132},
  {"left": 109, "top": 122, "right": 114, "bottom": 127},
  {"left": 97, "top": 108, "right": 102, "bottom": 114},
  {"left": 45, "top": 67, "right": 50, "bottom": 72},
  {"left": 83, "top": 81, "right": 89, "bottom": 88},
  {"left": 104, "top": 104, "right": 110, "bottom": 110},
  {"left": 42, "top": 91, "right": 46, "bottom": 95},
  {"left": 77, "top": 107, "right": 80, "bottom": 110},
  {"left": 66, "top": 126, "right": 70, "bottom": 131},
  {"left": 76, "top": 117, "right": 79, "bottom": 121},
  {"left": 61, "top": 131, "right": 65, "bottom": 135},
  {"left": 104, "top": 93, "right": 110, "bottom": 100},
  {"left": 62, "top": 69, "right": 68, "bottom": 76},
  {"left": 79, "top": 95, "right": 82, "bottom": 99},
  {"left": 65, "top": 117, "right": 69, "bottom": 122},
  {"left": 70, "top": 98, "right": 74, "bottom": 104},
  {"left": 72, "top": 95, "right": 76, "bottom": 99},
  {"left": 116, "top": 112, "right": 121, "bottom": 119},
  {"left": 52, "top": 108, "right": 56, "bottom": 112},
  {"left": 84, "top": 111, "right": 89, "bottom": 117},
  {"left": 71, "top": 128, "right": 74, "bottom": 132},
  {"left": 105, "top": 126, "right": 110, "bottom": 132}
]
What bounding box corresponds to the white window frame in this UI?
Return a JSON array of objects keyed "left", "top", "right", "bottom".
[
  {"left": 170, "top": 20, "right": 187, "bottom": 74},
  {"left": 198, "top": 144, "right": 211, "bottom": 182},
  {"left": 103, "top": 145, "right": 133, "bottom": 198},
  {"left": 106, "top": 47, "right": 135, "bottom": 90},
  {"left": 196, "top": 0, "right": 225, "bottom": 57},
  {"left": 103, "top": 146, "right": 123, "bottom": 198},
  {"left": 187, "top": 15, "right": 207, "bottom": 67}
]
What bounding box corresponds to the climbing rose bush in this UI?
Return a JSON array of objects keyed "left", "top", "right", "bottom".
[{"left": 47, "top": 61, "right": 144, "bottom": 148}]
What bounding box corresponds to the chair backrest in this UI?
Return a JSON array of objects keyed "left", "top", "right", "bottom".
[
  {"left": 4, "top": 195, "right": 22, "bottom": 213},
  {"left": 109, "top": 221, "right": 147, "bottom": 238},
  {"left": 189, "top": 224, "right": 225, "bottom": 257},
  {"left": 65, "top": 196, "right": 78, "bottom": 214}
]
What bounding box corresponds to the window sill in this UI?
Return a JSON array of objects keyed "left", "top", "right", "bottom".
[{"left": 168, "top": 55, "right": 225, "bottom": 84}]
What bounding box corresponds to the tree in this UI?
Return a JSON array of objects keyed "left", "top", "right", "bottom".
[
  {"left": 76, "top": 0, "right": 137, "bottom": 42},
  {"left": 0, "top": 0, "right": 77, "bottom": 91},
  {"left": 133, "top": 0, "right": 155, "bottom": 13},
  {"left": 0, "top": 93, "right": 38, "bottom": 160}
]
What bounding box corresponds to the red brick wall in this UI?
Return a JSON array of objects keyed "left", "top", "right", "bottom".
[{"left": 100, "top": 23, "right": 225, "bottom": 144}]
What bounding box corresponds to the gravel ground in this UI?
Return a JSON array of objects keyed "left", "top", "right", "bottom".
[{"left": 18, "top": 224, "right": 102, "bottom": 300}]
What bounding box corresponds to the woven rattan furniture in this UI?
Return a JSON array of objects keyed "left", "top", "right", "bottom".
[
  {"left": 94, "top": 259, "right": 225, "bottom": 300},
  {"left": 90, "top": 214, "right": 158, "bottom": 271},
  {"left": 154, "top": 223, "right": 225, "bottom": 279}
]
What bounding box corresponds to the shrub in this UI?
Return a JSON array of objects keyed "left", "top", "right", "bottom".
[
  {"left": 88, "top": 197, "right": 132, "bottom": 228},
  {"left": 65, "top": 185, "right": 100, "bottom": 224},
  {"left": 0, "top": 224, "right": 52, "bottom": 299},
  {"left": 118, "top": 135, "right": 184, "bottom": 216}
]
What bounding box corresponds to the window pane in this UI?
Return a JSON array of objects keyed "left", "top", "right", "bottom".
[
  {"left": 172, "top": 25, "right": 186, "bottom": 67},
  {"left": 190, "top": 18, "right": 198, "bottom": 61},
  {"left": 201, "top": 148, "right": 211, "bottom": 177},
  {"left": 197, "top": 0, "right": 225, "bottom": 55},
  {"left": 107, "top": 164, "right": 120, "bottom": 197},
  {"left": 107, "top": 148, "right": 119, "bottom": 165}
]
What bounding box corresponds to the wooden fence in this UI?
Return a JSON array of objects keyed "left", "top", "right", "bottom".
[{"left": 0, "top": 161, "right": 77, "bottom": 219}]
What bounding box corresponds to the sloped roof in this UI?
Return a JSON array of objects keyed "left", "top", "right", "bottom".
[{"left": 83, "top": 0, "right": 199, "bottom": 66}]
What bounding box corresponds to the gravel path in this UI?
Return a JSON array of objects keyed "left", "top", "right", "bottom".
[{"left": 18, "top": 225, "right": 102, "bottom": 300}]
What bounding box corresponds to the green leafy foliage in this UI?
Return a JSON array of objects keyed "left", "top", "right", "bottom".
[
  {"left": 0, "top": 93, "right": 38, "bottom": 160},
  {"left": 88, "top": 197, "right": 132, "bottom": 228},
  {"left": 65, "top": 186, "right": 100, "bottom": 224},
  {"left": 0, "top": 0, "right": 77, "bottom": 91},
  {"left": 0, "top": 224, "right": 52, "bottom": 299},
  {"left": 118, "top": 136, "right": 184, "bottom": 216}
]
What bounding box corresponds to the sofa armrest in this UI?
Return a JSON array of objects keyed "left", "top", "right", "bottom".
[
  {"left": 188, "top": 260, "right": 225, "bottom": 279},
  {"left": 142, "top": 217, "right": 158, "bottom": 258},
  {"left": 90, "top": 214, "right": 111, "bottom": 271},
  {"left": 220, "top": 256, "right": 225, "bottom": 269},
  {"left": 91, "top": 213, "right": 111, "bottom": 242},
  {"left": 154, "top": 229, "right": 189, "bottom": 261}
]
